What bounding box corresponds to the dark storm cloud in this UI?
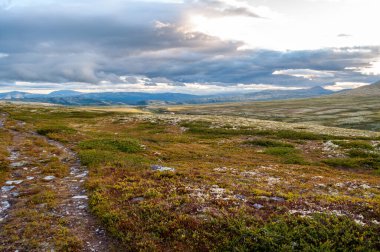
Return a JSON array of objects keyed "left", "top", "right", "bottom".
[{"left": 0, "top": 0, "right": 379, "bottom": 92}]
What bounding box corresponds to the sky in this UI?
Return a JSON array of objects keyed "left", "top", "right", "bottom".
[{"left": 0, "top": 0, "right": 379, "bottom": 94}]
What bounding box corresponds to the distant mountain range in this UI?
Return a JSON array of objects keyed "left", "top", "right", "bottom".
[{"left": 0, "top": 86, "right": 335, "bottom": 106}]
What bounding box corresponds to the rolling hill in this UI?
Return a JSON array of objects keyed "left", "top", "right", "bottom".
[{"left": 0, "top": 86, "right": 333, "bottom": 105}]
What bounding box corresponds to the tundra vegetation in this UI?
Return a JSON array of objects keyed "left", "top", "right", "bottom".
[{"left": 0, "top": 103, "right": 379, "bottom": 251}]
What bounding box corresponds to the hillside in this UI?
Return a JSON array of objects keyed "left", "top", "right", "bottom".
[
  {"left": 0, "top": 86, "right": 334, "bottom": 105},
  {"left": 157, "top": 81, "right": 380, "bottom": 131},
  {"left": 331, "top": 81, "right": 380, "bottom": 97}
]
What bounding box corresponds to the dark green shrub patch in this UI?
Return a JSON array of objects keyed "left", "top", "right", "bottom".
[
  {"left": 246, "top": 139, "right": 294, "bottom": 148},
  {"left": 79, "top": 138, "right": 142, "bottom": 153},
  {"left": 37, "top": 125, "right": 76, "bottom": 136},
  {"left": 333, "top": 140, "right": 374, "bottom": 150}
]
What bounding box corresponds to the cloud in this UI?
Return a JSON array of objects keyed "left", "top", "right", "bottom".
[
  {"left": 356, "top": 60, "right": 380, "bottom": 75},
  {"left": 273, "top": 69, "right": 335, "bottom": 80},
  {"left": 0, "top": 0, "right": 379, "bottom": 93},
  {"left": 0, "top": 78, "right": 304, "bottom": 95},
  {"left": 324, "top": 82, "right": 370, "bottom": 91},
  {"left": 187, "top": 0, "right": 262, "bottom": 18},
  {"left": 337, "top": 33, "right": 351, "bottom": 37}
]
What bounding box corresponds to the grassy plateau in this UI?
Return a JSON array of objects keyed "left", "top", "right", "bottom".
[{"left": 0, "top": 102, "right": 379, "bottom": 251}]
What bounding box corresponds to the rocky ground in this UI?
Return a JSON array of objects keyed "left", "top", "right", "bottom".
[
  {"left": 0, "top": 104, "right": 379, "bottom": 251},
  {"left": 0, "top": 113, "right": 115, "bottom": 251}
]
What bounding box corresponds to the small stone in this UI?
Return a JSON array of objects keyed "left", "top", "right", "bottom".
[
  {"left": 43, "top": 176, "right": 56, "bottom": 182},
  {"left": 270, "top": 196, "right": 285, "bottom": 202},
  {"left": 10, "top": 161, "right": 28, "bottom": 168},
  {"left": 234, "top": 195, "right": 246, "bottom": 201},
  {"left": 0, "top": 201, "right": 10, "bottom": 213},
  {"left": 75, "top": 172, "right": 88, "bottom": 178},
  {"left": 335, "top": 182, "right": 345, "bottom": 188},
  {"left": 131, "top": 197, "right": 145, "bottom": 203},
  {"left": 78, "top": 205, "right": 86, "bottom": 210},
  {"left": 72, "top": 195, "right": 88, "bottom": 200},
  {"left": 11, "top": 192, "right": 20, "bottom": 197},
  {"left": 5, "top": 180, "right": 23, "bottom": 185},
  {"left": 26, "top": 176, "right": 35, "bottom": 180},
  {"left": 253, "top": 203, "right": 264, "bottom": 209},
  {"left": 1, "top": 186, "right": 15, "bottom": 192},
  {"left": 151, "top": 165, "right": 175, "bottom": 172},
  {"left": 361, "top": 184, "right": 371, "bottom": 189}
]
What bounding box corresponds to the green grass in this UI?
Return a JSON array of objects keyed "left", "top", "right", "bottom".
[{"left": 264, "top": 147, "right": 307, "bottom": 164}]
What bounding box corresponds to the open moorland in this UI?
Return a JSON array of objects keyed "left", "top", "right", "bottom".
[
  {"left": 158, "top": 96, "right": 380, "bottom": 132},
  {"left": 0, "top": 102, "right": 379, "bottom": 251}
]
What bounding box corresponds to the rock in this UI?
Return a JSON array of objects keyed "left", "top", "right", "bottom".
[
  {"left": 131, "top": 197, "right": 145, "bottom": 203},
  {"left": 253, "top": 203, "right": 264, "bottom": 209},
  {"left": 361, "top": 184, "right": 371, "bottom": 189},
  {"left": 11, "top": 192, "right": 20, "bottom": 197},
  {"left": 75, "top": 172, "right": 88, "bottom": 178},
  {"left": 1, "top": 186, "right": 15, "bottom": 192},
  {"left": 151, "top": 165, "right": 175, "bottom": 172},
  {"left": 323, "top": 141, "right": 339, "bottom": 151},
  {"left": 43, "top": 176, "right": 56, "bottom": 182},
  {"left": 10, "top": 161, "right": 28, "bottom": 168},
  {"left": 213, "top": 167, "right": 228, "bottom": 172},
  {"left": 270, "top": 196, "right": 285, "bottom": 202},
  {"left": 78, "top": 205, "right": 86, "bottom": 210},
  {"left": 5, "top": 180, "right": 23, "bottom": 185},
  {"left": 335, "top": 182, "right": 345, "bottom": 188},
  {"left": 234, "top": 194, "right": 246, "bottom": 201},
  {"left": 72, "top": 195, "right": 88, "bottom": 200},
  {"left": 26, "top": 176, "right": 35, "bottom": 180},
  {"left": 0, "top": 201, "right": 10, "bottom": 213}
]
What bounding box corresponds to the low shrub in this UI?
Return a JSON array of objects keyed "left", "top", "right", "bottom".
[
  {"left": 246, "top": 139, "right": 294, "bottom": 148},
  {"left": 333, "top": 140, "right": 374, "bottom": 150},
  {"left": 79, "top": 138, "right": 142, "bottom": 153},
  {"left": 37, "top": 125, "right": 76, "bottom": 136}
]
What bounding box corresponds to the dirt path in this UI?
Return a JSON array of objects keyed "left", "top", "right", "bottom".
[{"left": 0, "top": 114, "right": 115, "bottom": 251}]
